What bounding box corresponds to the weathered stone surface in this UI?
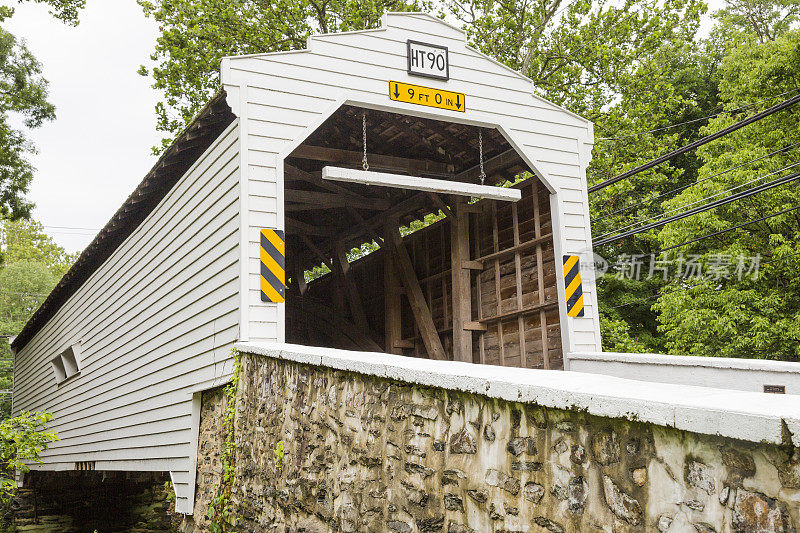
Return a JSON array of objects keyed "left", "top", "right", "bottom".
[
  {"left": 485, "top": 469, "right": 520, "bottom": 496},
  {"left": 568, "top": 477, "right": 588, "bottom": 512},
  {"left": 524, "top": 482, "right": 545, "bottom": 504},
  {"left": 448, "top": 521, "right": 475, "bottom": 533},
  {"left": 507, "top": 437, "right": 535, "bottom": 456},
  {"left": 719, "top": 446, "right": 756, "bottom": 478},
  {"left": 732, "top": 489, "right": 792, "bottom": 533},
  {"left": 570, "top": 444, "right": 586, "bottom": 464},
  {"left": 444, "top": 493, "right": 464, "bottom": 511},
  {"left": 602, "top": 475, "right": 642, "bottom": 525},
  {"left": 450, "top": 427, "right": 477, "bottom": 454},
  {"left": 591, "top": 429, "right": 621, "bottom": 465},
  {"left": 632, "top": 467, "right": 647, "bottom": 487},
  {"left": 534, "top": 516, "right": 566, "bottom": 533},
  {"left": 657, "top": 515, "right": 673, "bottom": 532},
  {"left": 686, "top": 460, "right": 715, "bottom": 495},
  {"left": 466, "top": 489, "right": 488, "bottom": 504},
  {"left": 182, "top": 353, "right": 800, "bottom": 533},
  {"left": 387, "top": 519, "right": 413, "bottom": 532}
]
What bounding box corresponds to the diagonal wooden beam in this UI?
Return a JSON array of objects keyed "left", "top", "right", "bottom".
[
  {"left": 385, "top": 223, "right": 447, "bottom": 360},
  {"left": 334, "top": 241, "right": 370, "bottom": 334},
  {"left": 300, "top": 235, "right": 334, "bottom": 271},
  {"left": 427, "top": 192, "right": 453, "bottom": 219},
  {"left": 285, "top": 163, "right": 382, "bottom": 205}
]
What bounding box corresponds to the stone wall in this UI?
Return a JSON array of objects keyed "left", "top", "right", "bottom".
[{"left": 189, "top": 352, "right": 800, "bottom": 532}]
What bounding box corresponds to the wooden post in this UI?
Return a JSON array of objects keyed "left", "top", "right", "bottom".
[
  {"left": 386, "top": 224, "right": 447, "bottom": 360},
  {"left": 383, "top": 244, "right": 402, "bottom": 354},
  {"left": 532, "top": 183, "right": 550, "bottom": 369},
  {"left": 450, "top": 197, "right": 472, "bottom": 362}
]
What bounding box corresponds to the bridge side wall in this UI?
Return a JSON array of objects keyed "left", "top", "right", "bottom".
[{"left": 186, "top": 346, "right": 800, "bottom": 532}]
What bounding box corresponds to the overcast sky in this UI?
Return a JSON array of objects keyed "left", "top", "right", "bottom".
[
  {"left": 6, "top": 1, "right": 725, "bottom": 253},
  {"left": 6, "top": 0, "right": 161, "bottom": 253}
]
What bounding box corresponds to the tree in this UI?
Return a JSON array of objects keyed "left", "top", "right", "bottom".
[
  {"left": 0, "top": 1, "right": 85, "bottom": 27},
  {"left": 0, "top": 0, "right": 85, "bottom": 219},
  {"left": 0, "top": 411, "right": 58, "bottom": 521},
  {"left": 652, "top": 29, "right": 800, "bottom": 359},
  {"left": 0, "top": 220, "right": 76, "bottom": 417},
  {"left": 138, "top": 0, "right": 427, "bottom": 150}
]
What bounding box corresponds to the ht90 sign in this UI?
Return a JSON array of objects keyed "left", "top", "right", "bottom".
[{"left": 406, "top": 40, "right": 449, "bottom": 81}]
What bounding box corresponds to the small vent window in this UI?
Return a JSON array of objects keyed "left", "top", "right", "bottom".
[{"left": 51, "top": 344, "right": 81, "bottom": 384}]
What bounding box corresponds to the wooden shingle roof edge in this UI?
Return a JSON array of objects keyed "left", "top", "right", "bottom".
[{"left": 11, "top": 90, "right": 236, "bottom": 353}]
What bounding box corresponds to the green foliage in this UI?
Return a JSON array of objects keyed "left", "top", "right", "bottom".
[
  {"left": 652, "top": 29, "right": 800, "bottom": 359},
  {"left": 0, "top": 219, "right": 76, "bottom": 418},
  {"left": 138, "top": 0, "right": 427, "bottom": 151},
  {"left": 273, "top": 440, "right": 284, "bottom": 469},
  {"left": 0, "top": 411, "right": 57, "bottom": 506},
  {"left": 207, "top": 348, "right": 241, "bottom": 533},
  {"left": 0, "top": 28, "right": 55, "bottom": 219},
  {"left": 0, "top": 0, "right": 85, "bottom": 26}
]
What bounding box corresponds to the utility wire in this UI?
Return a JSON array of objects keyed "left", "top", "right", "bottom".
[
  {"left": 594, "top": 141, "right": 800, "bottom": 223},
  {"left": 597, "top": 87, "right": 800, "bottom": 141},
  {"left": 589, "top": 92, "right": 800, "bottom": 193},
  {"left": 656, "top": 205, "right": 800, "bottom": 254},
  {"left": 594, "top": 161, "right": 800, "bottom": 241},
  {"left": 593, "top": 169, "right": 800, "bottom": 246}
]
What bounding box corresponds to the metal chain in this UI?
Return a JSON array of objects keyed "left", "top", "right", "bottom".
[
  {"left": 478, "top": 129, "right": 486, "bottom": 185},
  {"left": 362, "top": 113, "right": 369, "bottom": 171}
]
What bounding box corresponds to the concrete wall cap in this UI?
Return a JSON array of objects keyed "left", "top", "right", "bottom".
[
  {"left": 235, "top": 342, "right": 800, "bottom": 447},
  {"left": 568, "top": 351, "right": 800, "bottom": 373}
]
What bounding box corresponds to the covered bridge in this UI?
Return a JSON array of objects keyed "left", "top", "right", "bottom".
[{"left": 11, "top": 12, "right": 598, "bottom": 514}]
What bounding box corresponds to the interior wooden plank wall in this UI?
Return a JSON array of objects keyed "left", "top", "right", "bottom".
[{"left": 286, "top": 177, "right": 562, "bottom": 370}]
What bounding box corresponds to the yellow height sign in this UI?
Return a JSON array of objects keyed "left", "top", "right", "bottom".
[{"left": 389, "top": 81, "right": 466, "bottom": 112}]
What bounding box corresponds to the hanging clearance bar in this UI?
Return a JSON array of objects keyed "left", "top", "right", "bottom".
[
  {"left": 321, "top": 166, "right": 521, "bottom": 202},
  {"left": 260, "top": 229, "right": 286, "bottom": 303},
  {"left": 563, "top": 255, "right": 585, "bottom": 317},
  {"left": 389, "top": 81, "right": 465, "bottom": 112}
]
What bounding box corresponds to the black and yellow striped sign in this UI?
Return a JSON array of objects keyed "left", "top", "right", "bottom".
[
  {"left": 563, "top": 255, "right": 584, "bottom": 317},
  {"left": 260, "top": 229, "right": 285, "bottom": 303}
]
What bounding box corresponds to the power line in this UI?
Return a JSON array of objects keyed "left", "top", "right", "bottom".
[
  {"left": 593, "top": 141, "right": 800, "bottom": 223},
  {"left": 594, "top": 161, "right": 800, "bottom": 241},
  {"left": 588, "top": 92, "right": 800, "bottom": 193},
  {"left": 656, "top": 205, "right": 800, "bottom": 254},
  {"left": 597, "top": 88, "right": 800, "bottom": 142},
  {"left": 593, "top": 169, "right": 800, "bottom": 246}
]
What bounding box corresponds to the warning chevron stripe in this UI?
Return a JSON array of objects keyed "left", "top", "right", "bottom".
[
  {"left": 260, "top": 229, "right": 286, "bottom": 303},
  {"left": 563, "top": 255, "right": 584, "bottom": 317}
]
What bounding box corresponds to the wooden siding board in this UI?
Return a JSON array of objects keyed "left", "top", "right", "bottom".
[
  {"left": 12, "top": 121, "right": 241, "bottom": 512},
  {"left": 13, "top": 129, "right": 241, "bottom": 372}
]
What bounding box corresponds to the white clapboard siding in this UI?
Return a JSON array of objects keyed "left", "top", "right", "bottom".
[
  {"left": 222, "top": 12, "right": 600, "bottom": 354},
  {"left": 12, "top": 121, "right": 241, "bottom": 513}
]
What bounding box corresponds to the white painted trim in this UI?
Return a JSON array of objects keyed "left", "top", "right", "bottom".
[
  {"left": 321, "top": 166, "right": 522, "bottom": 201},
  {"left": 550, "top": 193, "right": 572, "bottom": 358},
  {"left": 237, "top": 90, "right": 250, "bottom": 342},
  {"left": 568, "top": 351, "right": 800, "bottom": 373},
  {"left": 236, "top": 342, "right": 800, "bottom": 447},
  {"left": 182, "top": 391, "right": 202, "bottom": 515}
]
